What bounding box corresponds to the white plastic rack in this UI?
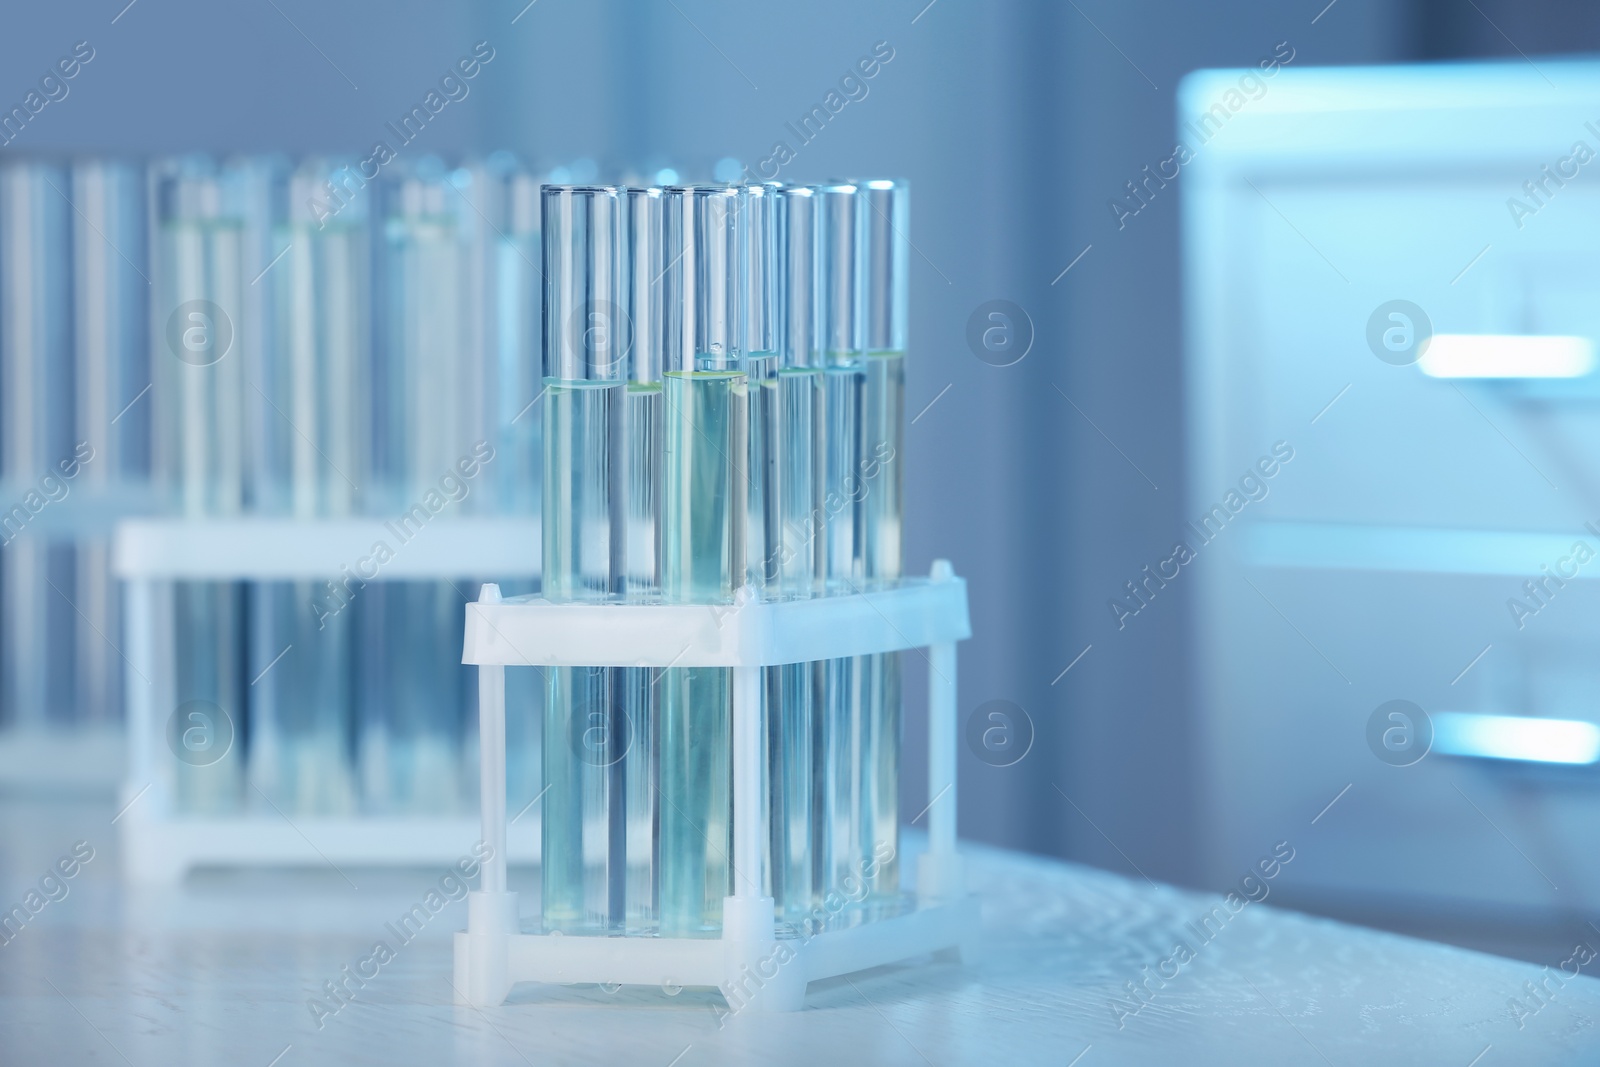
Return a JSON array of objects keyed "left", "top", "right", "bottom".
[
  {"left": 113, "top": 516, "right": 541, "bottom": 882},
  {"left": 454, "top": 560, "right": 976, "bottom": 1012}
]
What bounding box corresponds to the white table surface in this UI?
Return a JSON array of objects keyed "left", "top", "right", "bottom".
[{"left": 2, "top": 795, "right": 1598, "bottom": 1066}]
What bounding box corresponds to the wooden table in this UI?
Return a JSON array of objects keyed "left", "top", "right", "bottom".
[{"left": 2, "top": 796, "right": 1597, "bottom": 1065}]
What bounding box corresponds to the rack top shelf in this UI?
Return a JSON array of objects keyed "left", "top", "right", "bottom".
[
  {"left": 463, "top": 570, "right": 970, "bottom": 668},
  {"left": 112, "top": 517, "right": 540, "bottom": 580}
]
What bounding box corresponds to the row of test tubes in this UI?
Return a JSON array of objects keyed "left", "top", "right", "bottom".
[
  {"left": 0, "top": 153, "right": 555, "bottom": 816},
  {"left": 538, "top": 179, "right": 910, "bottom": 937},
  {"left": 158, "top": 153, "right": 545, "bottom": 817},
  {"left": 0, "top": 160, "right": 146, "bottom": 740}
]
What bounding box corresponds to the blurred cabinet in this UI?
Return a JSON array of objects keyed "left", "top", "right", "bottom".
[{"left": 1183, "top": 60, "right": 1600, "bottom": 921}]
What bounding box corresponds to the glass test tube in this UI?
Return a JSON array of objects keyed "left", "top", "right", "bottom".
[
  {"left": 367, "top": 159, "right": 471, "bottom": 814},
  {"left": 233, "top": 156, "right": 292, "bottom": 517},
  {"left": 216, "top": 155, "right": 294, "bottom": 816},
  {"left": 621, "top": 185, "right": 665, "bottom": 933},
  {"left": 741, "top": 184, "right": 781, "bottom": 589},
  {"left": 775, "top": 188, "right": 827, "bottom": 604},
  {"left": 253, "top": 159, "right": 366, "bottom": 815},
  {"left": 458, "top": 155, "right": 542, "bottom": 517},
  {"left": 765, "top": 185, "right": 824, "bottom": 927},
  {"left": 814, "top": 183, "right": 869, "bottom": 917},
  {"left": 448, "top": 162, "right": 598, "bottom": 822},
  {"left": 541, "top": 185, "right": 628, "bottom": 933},
  {"left": 658, "top": 186, "right": 745, "bottom": 937},
  {"left": 72, "top": 160, "right": 149, "bottom": 731},
  {"left": 857, "top": 179, "right": 909, "bottom": 907},
  {"left": 153, "top": 157, "right": 249, "bottom": 812},
  {"left": 741, "top": 185, "right": 779, "bottom": 927},
  {"left": 0, "top": 162, "right": 78, "bottom": 732},
  {"left": 453, "top": 156, "right": 543, "bottom": 820}
]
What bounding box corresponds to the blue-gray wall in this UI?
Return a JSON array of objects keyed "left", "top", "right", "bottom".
[{"left": 6, "top": 0, "right": 1577, "bottom": 889}]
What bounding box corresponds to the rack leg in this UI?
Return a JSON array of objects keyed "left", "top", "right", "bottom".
[
  {"left": 728, "top": 663, "right": 766, "bottom": 912},
  {"left": 723, "top": 659, "right": 790, "bottom": 1012},
  {"left": 459, "top": 583, "right": 517, "bottom": 1007},
  {"left": 119, "top": 576, "right": 185, "bottom": 883},
  {"left": 124, "top": 577, "right": 154, "bottom": 803},
  {"left": 479, "top": 657, "right": 509, "bottom": 895},
  {"left": 918, "top": 560, "right": 966, "bottom": 906}
]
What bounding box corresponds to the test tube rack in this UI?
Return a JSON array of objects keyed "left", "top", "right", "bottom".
[
  {"left": 112, "top": 516, "right": 542, "bottom": 882},
  {"left": 455, "top": 560, "right": 976, "bottom": 1012}
]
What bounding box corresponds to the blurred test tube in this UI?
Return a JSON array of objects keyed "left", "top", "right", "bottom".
[
  {"left": 151, "top": 155, "right": 250, "bottom": 812},
  {"left": 450, "top": 154, "right": 543, "bottom": 817},
  {"left": 363, "top": 158, "right": 473, "bottom": 815},
  {"left": 0, "top": 162, "right": 76, "bottom": 733},
  {"left": 71, "top": 159, "right": 150, "bottom": 731},
  {"left": 250, "top": 158, "right": 368, "bottom": 815}
]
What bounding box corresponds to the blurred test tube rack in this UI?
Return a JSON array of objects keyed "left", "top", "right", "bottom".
[
  {"left": 112, "top": 514, "right": 540, "bottom": 882},
  {"left": 0, "top": 152, "right": 549, "bottom": 880}
]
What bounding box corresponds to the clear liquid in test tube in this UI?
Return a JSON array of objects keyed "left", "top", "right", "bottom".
[
  {"left": 541, "top": 185, "right": 628, "bottom": 933},
  {"left": 658, "top": 186, "right": 745, "bottom": 938},
  {"left": 152, "top": 157, "right": 250, "bottom": 812}
]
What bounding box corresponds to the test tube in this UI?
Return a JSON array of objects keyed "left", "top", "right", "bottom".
[
  {"left": 504, "top": 164, "right": 544, "bottom": 818},
  {"left": 71, "top": 160, "right": 148, "bottom": 731},
  {"left": 213, "top": 155, "right": 294, "bottom": 815},
  {"left": 251, "top": 158, "right": 366, "bottom": 815},
  {"left": 621, "top": 184, "right": 665, "bottom": 933},
  {"left": 658, "top": 185, "right": 746, "bottom": 937},
  {"left": 541, "top": 184, "right": 628, "bottom": 933},
  {"left": 741, "top": 185, "right": 780, "bottom": 931},
  {"left": 765, "top": 185, "right": 824, "bottom": 927},
  {"left": 151, "top": 156, "right": 249, "bottom": 812},
  {"left": 741, "top": 183, "right": 780, "bottom": 589},
  {"left": 0, "top": 161, "right": 78, "bottom": 732},
  {"left": 624, "top": 187, "right": 665, "bottom": 599},
  {"left": 364, "top": 159, "right": 471, "bottom": 814},
  {"left": 458, "top": 154, "right": 541, "bottom": 517},
  {"left": 452, "top": 155, "right": 543, "bottom": 823},
  {"left": 814, "top": 183, "right": 865, "bottom": 915},
  {"left": 857, "top": 179, "right": 909, "bottom": 907},
  {"left": 226, "top": 154, "right": 292, "bottom": 511},
  {"left": 775, "top": 187, "right": 825, "bottom": 601}
]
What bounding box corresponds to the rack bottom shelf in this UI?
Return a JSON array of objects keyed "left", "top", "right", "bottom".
[
  {"left": 119, "top": 814, "right": 541, "bottom": 882},
  {"left": 453, "top": 894, "right": 980, "bottom": 1013}
]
